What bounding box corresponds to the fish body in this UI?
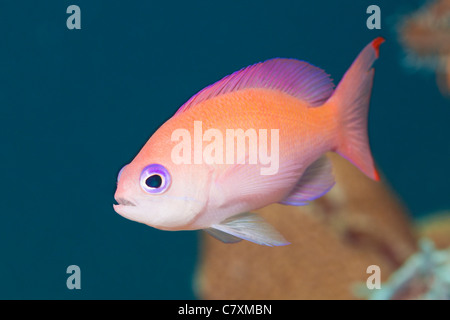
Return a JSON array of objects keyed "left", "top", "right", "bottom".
[{"left": 114, "top": 38, "right": 384, "bottom": 246}]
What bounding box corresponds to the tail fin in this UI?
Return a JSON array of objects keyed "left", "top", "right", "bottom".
[{"left": 330, "top": 37, "right": 384, "bottom": 181}]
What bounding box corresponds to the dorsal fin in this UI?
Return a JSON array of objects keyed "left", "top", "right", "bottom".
[{"left": 175, "top": 58, "right": 335, "bottom": 115}]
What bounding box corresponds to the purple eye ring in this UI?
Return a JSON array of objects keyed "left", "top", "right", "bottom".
[{"left": 140, "top": 164, "right": 171, "bottom": 194}]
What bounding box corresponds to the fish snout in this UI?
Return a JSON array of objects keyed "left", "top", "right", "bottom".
[
  {"left": 114, "top": 180, "right": 137, "bottom": 208},
  {"left": 113, "top": 193, "right": 138, "bottom": 218}
]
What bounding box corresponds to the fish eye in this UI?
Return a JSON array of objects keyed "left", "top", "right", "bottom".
[
  {"left": 117, "top": 165, "right": 127, "bottom": 183},
  {"left": 140, "top": 164, "right": 171, "bottom": 194},
  {"left": 145, "top": 174, "right": 162, "bottom": 188}
]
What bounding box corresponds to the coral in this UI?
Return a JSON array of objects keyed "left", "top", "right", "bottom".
[
  {"left": 397, "top": 0, "right": 450, "bottom": 96},
  {"left": 364, "top": 239, "right": 450, "bottom": 300},
  {"left": 417, "top": 212, "right": 450, "bottom": 249},
  {"left": 195, "top": 153, "right": 417, "bottom": 299}
]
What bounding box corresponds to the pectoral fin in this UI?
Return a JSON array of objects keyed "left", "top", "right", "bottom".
[
  {"left": 204, "top": 228, "right": 242, "bottom": 244},
  {"left": 279, "top": 155, "right": 335, "bottom": 206},
  {"left": 207, "top": 212, "right": 290, "bottom": 247}
]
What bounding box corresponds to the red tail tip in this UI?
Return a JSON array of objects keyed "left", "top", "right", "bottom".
[
  {"left": 372, "top": 37, "right": 385, "bottom": 57},
  {"left": 374, "top": 168, "right": 381, "bottom": 181}
]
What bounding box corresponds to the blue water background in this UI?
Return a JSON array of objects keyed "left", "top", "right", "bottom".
[{"left": 0, "top": 0, "right": 448, "bottom": 299}]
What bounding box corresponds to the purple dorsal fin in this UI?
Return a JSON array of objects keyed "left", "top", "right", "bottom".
[{"left": 175, "top": 58, "right": 335, "bottom": 115}]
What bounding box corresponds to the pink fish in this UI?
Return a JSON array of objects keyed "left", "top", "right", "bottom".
[{"left": 114, "top": 38, "right": 383, "bottom": 246}]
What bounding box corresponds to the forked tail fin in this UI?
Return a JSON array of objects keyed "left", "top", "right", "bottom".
[{"left": 329, "top": 37, "right": 384, "bottom": 181}]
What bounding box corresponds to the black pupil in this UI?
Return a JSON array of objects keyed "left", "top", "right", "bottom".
[{"left": 145, "top": 174, "right": 162, "bottom": 188}]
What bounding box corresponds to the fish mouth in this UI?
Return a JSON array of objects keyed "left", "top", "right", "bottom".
[
  {"left": 113, "top": 196, "right": 142, "bottom": 222},
  {"left": 114, "top": 197, "right": 136, "bottom": 207}
]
